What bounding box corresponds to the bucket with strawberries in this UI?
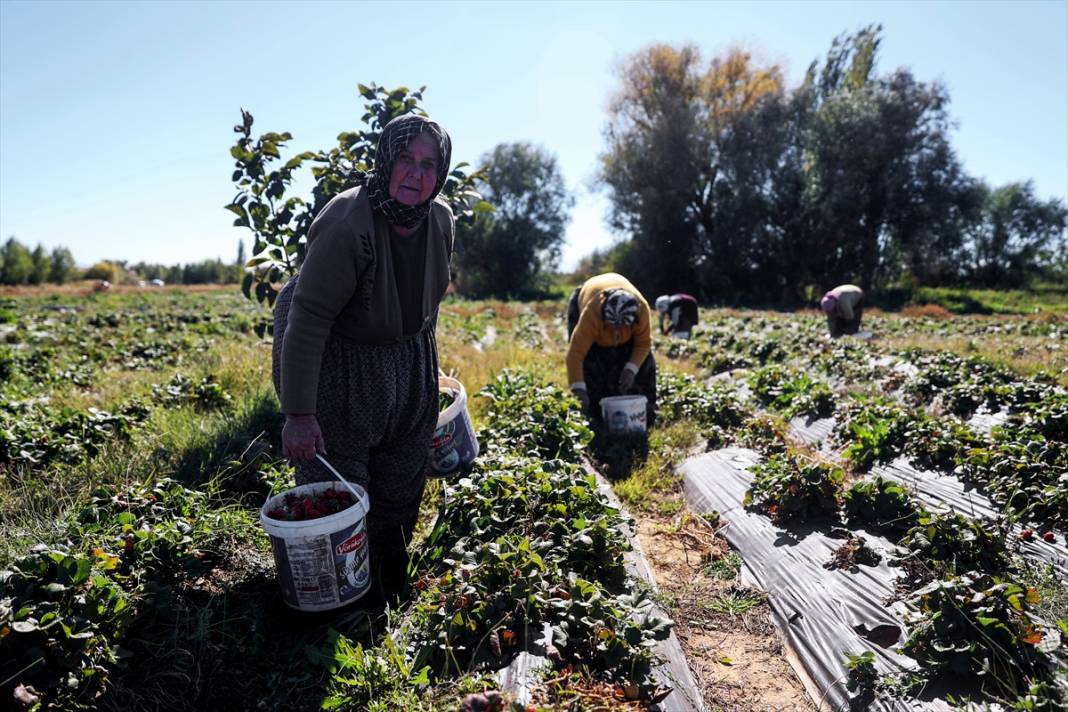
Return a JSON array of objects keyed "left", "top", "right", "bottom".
[{"left": 260, "top": 455, "right": 371, "bottom": 612}]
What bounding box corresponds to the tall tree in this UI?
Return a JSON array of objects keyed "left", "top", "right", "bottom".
[
  {"left": 599, "top": 45, "right": 783, "bottom": 299},
  {"left": 455, "top": 142, "right": 573, "bottom": 297},
  {"left": 960, "top": 181, "right": 1067, "bottom": 287},
  {"left": 0, "top": 237, "right": 33, "bottom": 285},
  {"left": 29, "top": 244, "right": 50, "bottom": 285},
  {"left": 48, "top": 247, "right": 76, "bottom": 284}
]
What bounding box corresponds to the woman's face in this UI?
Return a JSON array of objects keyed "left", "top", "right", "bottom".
[{"left": 388, "top": 133, "right": 439, "bottom": 206}]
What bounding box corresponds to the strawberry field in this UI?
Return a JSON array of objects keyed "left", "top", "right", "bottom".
[{"left": 1, "top": 289, "right": 1066, "bottom": 711}]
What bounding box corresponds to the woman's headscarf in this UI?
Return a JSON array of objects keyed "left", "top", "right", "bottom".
[
  {"left": 603, "top": 288, "right": 640, "bottom": 326},
  {"left": 359, "top": 114, "right": 452, "bottom": 229},
  {"left": 820, "top": 293, "right": 838, "bottom": 315}
]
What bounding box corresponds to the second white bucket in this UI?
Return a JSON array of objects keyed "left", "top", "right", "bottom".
[
  {"left": 428, "top": 376, "right": 480, "bottom": 476},
  {"left": 600, "top": 395, "right": 648, "bottom": 435}
]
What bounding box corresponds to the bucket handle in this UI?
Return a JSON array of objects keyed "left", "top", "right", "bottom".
[
  {"left": 315, "top": 454, "right": 368, "bottom": 506},
  {"left": 262, "top": 454, "right": 370, "bottom": 514}
]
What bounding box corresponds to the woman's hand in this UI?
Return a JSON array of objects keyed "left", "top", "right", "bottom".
[{"left": 282, "top": 414, "right": 326, "bottom": 462}]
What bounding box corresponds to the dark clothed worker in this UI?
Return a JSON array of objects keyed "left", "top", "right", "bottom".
[
  {"left": 820, "top": 284, "right": 865, "bottom": 338},
  {"left": 566, "top": 273, "right": 657, "bottom": 424},
  {"left": 271, "top": 114, "right": 455, "bottom": 604},
  {"left": 654, "top": 293, "right": 699, "bottom": 338}
]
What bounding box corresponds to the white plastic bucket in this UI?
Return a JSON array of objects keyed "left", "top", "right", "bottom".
[
  {"left": 600, "top": 395, "right": 648, "bottom": 435},
  {"left": 428, "top": 376, "right": 479, "bottom": 476},
  {"left": 260, "top": 480, "right": 372, "bottom": 612}
]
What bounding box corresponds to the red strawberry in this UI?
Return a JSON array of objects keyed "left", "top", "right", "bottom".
[
  {"left": 1019, "top": 529, "right": 1033, "bottom": 541},
  {"left": 1042, "top": 532, "right": 1056, "bottom": 543}
]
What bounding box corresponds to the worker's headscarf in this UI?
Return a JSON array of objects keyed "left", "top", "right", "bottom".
[
  {"left": 603, "top": 289, "right": 640, "bottom": 326},
  {"left": 655, "top": 295, "right": 671, "bottom": 315},
  {"left": 356, "top": 114, "right": 452, "bottom": 229},
  {"left": 820, "top": 293, "right": 838, "bottom": 316}
]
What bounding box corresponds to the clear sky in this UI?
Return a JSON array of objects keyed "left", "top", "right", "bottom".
[{"left": 1, "top": 0, "right": 1066, "bottom": 270}]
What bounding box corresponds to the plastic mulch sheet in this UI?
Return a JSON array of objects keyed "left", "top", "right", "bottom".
[
  {"left": 788, "top": 416, "right": 1068, "bottom": 578},
  {"left": 683, "top": 447, "right": 953, "bottom": 712}
]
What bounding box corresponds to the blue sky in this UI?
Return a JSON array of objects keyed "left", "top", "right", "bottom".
[{"left": 1, "top": 0, "right": 1066, "bottom": 269}]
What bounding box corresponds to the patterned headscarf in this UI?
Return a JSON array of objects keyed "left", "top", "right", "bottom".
[
  {"left": 603, "top": 288, "right": 640, "bottom": 326},
  {"left": 358, "top": 114, "right": 452, "bottom": 229}
]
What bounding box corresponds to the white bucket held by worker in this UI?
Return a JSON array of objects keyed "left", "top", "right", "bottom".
[
  {"left": 429, "top": 376, "right": 479, "bottom": 476},
  {"left": 260, "top": 465, "right": 371, "bottom": 612},
  {"left": 600, "top": 394, "right": 648, "bottom": 435}
]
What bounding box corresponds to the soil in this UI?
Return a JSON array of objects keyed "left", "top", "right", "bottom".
[{"left": 633, "top": 516, "right": 815, "bottom": 712}]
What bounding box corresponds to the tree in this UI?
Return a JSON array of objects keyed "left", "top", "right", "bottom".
[
  {"left": 598, "top": 45, "right": 783, "bottom": 299},
  {"left": 49, "top": 247, "right": 77, "bottom": 284},
  {"left": 960, "top": 181, "right": 1067, "bottom": 287},
  {"left": 84, "top": 261, "right": 119, "bottom": 282},
  {"left": 0, "top": 237, "right": 33, "bottom": 285},
  {"left": 29, "top": 244, "right": 50, "bottom": 285},
  {"left": 598, "top": 28, "right": 996, "bottom": 302},
  {"left": 790, "top": 26, "right": 982, "bottom": 293},
  {"left": 226, "top": 83, "right": 484, "bottom": 315},
  {"left": 454, "top": 142, "right": 573, "bottom": 297}
]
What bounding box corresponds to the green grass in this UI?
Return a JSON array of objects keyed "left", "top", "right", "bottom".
[
  {"left": 700, "top": 587, "right": 767, "bottom": 616},
  {"left": 910, "top": 283, "right": 1068, "bottom": 315}
]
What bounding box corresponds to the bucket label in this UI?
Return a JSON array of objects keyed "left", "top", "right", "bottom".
[
  {"left": 335, "top": 530, "right": 367, "bottom": 556},
  {"left": 604, "top": 401, "right": 647, "bottom": 435},
  {"left": 429, "top": 409, "right": 479, "bottom": 476},
  {"left": 269, "top": 516, "right": 371, "bottom": 611},
  {"left": 331, "top": 519, "right": 371, "bottom": 601}
]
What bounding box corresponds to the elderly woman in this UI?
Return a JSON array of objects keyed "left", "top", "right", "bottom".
[
  {"left": 566, "top": 272, "right": 657, "bottom": 425},
  {"left": 820, "top": 284, "right": 865, "bottom": 338},
  {"left": 271, "top": 114, "right": 455, "bottom": 604}
]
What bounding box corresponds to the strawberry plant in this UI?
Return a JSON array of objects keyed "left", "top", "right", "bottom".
[
  {"left": 825, "top": 534, "right": 882, "bottom": 571},
  {"left": 656, "top": 371, "right": 748, "bottom": 442},
  {"left": 956, "top": 429, "right": 1068, "bottom": 527},
  {"left": 901, "top": 574, "right": 1066, "bottom": 699},
  {"left": 744, "top": 453, "right": 844, "bottom": 524},
  {"left": 902, "top": 415, "right": 983, "bottom": 472},
  {"left": 478, "top": 370, "right": 592, "bottom": 461},
  {"left": 843, "top": 476, "right": 923, "bottom": 537},
  {"left": 151, "top": 373, "right": 232, "bottom": 410},
  {"left": 1, "top": 479, "right": 227, "bottom": 708},
  {"left": 895, "top": 512, "right": 1010, "bottom": 589},
  {"left": 833, "top": 400, "right": 912, "bottom": 470},
  {"left": 748, "top": 365, "right": 835, "bottom": 419},
  {"left": 842, "top": 649, "right": 877, "bottom": 696},
  {"left": 0, "top": 546, "right": 134, "bottom": 707}
]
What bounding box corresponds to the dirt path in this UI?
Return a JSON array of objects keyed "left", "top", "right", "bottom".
[{"left": 634, "top": 515, "right": 815, "bottom": 712}]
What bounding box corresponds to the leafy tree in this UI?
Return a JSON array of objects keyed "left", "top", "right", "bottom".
[
  {"left": 791, "top": 26, "right": 981, "bottom": 292},
  {"left": 0, "top": 237, "right": 34, "bottom": 285},
  {"left": 455, "top": 142, "right": 572, "bottom": 297},
  {"left": 29, "top": 244, "right": 49, "bottom": 285},
  {"left": 84, "top": 261, "right": 119, "bottom": 282},
  {"left": 226, "top": 83, "right": 483, "bottom": 312},
  {"left": 598, "top": 45, "right": 782, "bottom": 299},
  {"left": 48, "top": 247, "right": 77, "bottom": 284},
  {"left": 597, "top": 28, "right": 1005, "bottom": 302},
  {"left": 960, "top": 181, "right": 1067, "bottom": 287}
]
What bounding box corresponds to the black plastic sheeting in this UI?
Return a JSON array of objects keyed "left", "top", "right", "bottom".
[
  {"left": 789, "top": 416, "right": 1068, "bottom": 579},
  {"left": 683, "top": 448, "right": 952, "bottom": 712}
]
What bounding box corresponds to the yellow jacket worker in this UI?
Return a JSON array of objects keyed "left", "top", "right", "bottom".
[{"left": 565, "top": 272, "right": 657, "bottom": 423}]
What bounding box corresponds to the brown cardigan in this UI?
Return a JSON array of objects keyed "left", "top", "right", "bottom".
[{"left": 279, "top": 186, "right": 454, "bottom": 414}]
